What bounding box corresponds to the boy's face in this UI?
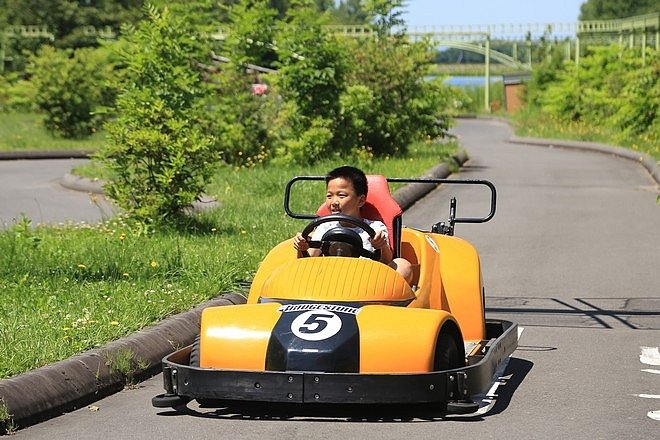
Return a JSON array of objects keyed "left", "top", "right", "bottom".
[{"left": 325, "top": 177, "right": 365, "bottom": 218}]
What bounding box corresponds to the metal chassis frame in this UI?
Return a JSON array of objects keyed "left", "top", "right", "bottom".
[{"left": 153, "top": 319, "right": 517, "bottom": 408}]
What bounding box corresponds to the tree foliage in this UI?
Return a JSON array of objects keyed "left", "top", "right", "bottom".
[
  {"left": 271, "top": 2, "right": 349, "bottom": 163},
  {"left": 339, "top": 0, "right": 453, "bottom": 156},
  {"left": 29, "top": 45, "right": 115, "bottom": 138},
  {"left": 579, "top": 0, "right": 658, "bottom": 20},
  {"left": 529, "top": 46, "right": 659, "bottom": 147},
  {"left": 98, "top": 4, "right": 217, "bottom": 222}
]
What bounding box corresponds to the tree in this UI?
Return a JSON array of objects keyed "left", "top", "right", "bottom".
[
  {"left": 272, "top": 1, "right": 349, "bottom": 163},
  {"left": 340, "top": 0, "right": 453, "bottom": 156},
  {"left": 99, "top": 4, "right": 217, "bottom": 223},
  {"left": 30, "top": 45, "right": 115, "bottom": 138},
  {"left": 3, "top": 0, "right": 144, "bottom": 48},
  {"left": 579, "top": 0, "right": 658, "bottom": 20}
]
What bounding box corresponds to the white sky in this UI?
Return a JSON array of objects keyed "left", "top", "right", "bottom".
[{"left": 402, "top": 0, "right": 585, "bottom": 27}]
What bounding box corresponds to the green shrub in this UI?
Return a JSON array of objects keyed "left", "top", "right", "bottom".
[
  {"left": 204, "top": 67, "right": 276, "bottom": 166},
  {"left": 274, "top": 116, "right": 334, "bottom": 165},
  {"left": 273, "top": 6, "right": 349, "bottom": 163},
  {"left": 98, "top": 4, "right": 217, "bottom": 223},
  {"left": 533, "top": 46, "right": 659, "bottom": 145},
  {"left": 0, "top": 73, "right": 38, "bottom": 113},
  {"left": 341, "top": 0, "right": 454, "bottom": 156},
  {"left": 29, "top": 46, "right": 115, "bottom": 138},
  {"left": 203, "top": 0, "right": 279, "bottom": 167}
]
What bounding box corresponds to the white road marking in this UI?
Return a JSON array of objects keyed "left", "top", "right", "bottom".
[
  {"left": 639, "top": 347, "right": 660, "bottom": 422},
  {"left": 640, "top": 347, "right": 660, "bottom": 366}
]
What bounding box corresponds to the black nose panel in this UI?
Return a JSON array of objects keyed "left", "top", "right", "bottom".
[{"left": 266, "top": 304, "right": 361, "bottom": 373}]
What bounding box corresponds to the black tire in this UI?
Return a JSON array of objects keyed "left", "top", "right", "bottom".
[
  {"left": 189, "top": 335, "right": 201, "bottom": 367},
  {"left": 434, "top": 333, "right": 461, "bottom": 371}
]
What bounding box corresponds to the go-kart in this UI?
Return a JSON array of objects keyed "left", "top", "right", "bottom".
[{"left": 153, "top": 175, "right": 517, "bottom": 414}]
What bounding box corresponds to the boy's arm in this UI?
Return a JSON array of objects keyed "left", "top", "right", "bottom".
[
  {"left": 371, "top": 230, "right": 392, "bottom": 263},
  {"left": 293, "top": 232, "right": 321, "bottom": 258}
]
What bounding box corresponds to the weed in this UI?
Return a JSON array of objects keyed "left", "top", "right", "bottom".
[{"left": 0, "top": 398, "right": 16, "bottom": 435}]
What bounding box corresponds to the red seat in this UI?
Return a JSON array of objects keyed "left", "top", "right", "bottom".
[{"left": 316, "top": 175, "right": 402, "bottom": 254}]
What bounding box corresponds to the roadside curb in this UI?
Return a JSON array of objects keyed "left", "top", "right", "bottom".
[
  {"left": 393, "top": 149, "right": 469, "bottom": 209},
  {"left": 60, "top": 173, "right": 105, "bottom": 194},
  {"left": 0, "top": 293, "right": 246, "bottom": 432},
  {"left": 0, "top": 150, "right": 93, "bottom": 160},
  {"left": 509, "top": 135, "right": 660, "bottom": 186}
]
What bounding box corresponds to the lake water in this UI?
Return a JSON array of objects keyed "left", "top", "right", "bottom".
[
  {"left": 443, "top": 75, "right": 503, "bottom": 87},
  {"left": 425, "top": 75, "right": 504, "bottom": 87}
]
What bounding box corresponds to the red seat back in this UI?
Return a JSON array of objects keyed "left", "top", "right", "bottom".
[{"left": 316, "top": 175, "right": 402, "bottom": 251}]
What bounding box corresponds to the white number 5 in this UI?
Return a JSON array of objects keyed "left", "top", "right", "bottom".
[{"left": 291, "top": 311, "right": 342, "bottom": 341}]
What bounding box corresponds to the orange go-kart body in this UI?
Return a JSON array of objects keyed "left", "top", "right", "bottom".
[{"left": 153, "top": 175, "right": 517, "bottom": 412}]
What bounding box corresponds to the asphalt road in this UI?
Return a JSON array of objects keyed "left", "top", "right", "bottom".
[
  {"left": 0, "top": 158, "right": 116, "bottom": 228},
  {"left": 11, "top": 119, "right": 660, "bottom": 439}
]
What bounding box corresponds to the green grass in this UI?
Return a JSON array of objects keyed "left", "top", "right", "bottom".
[
  {"left": 512, "top": 106, "right": 660, "bottom": 161},
  {"left": 0, "top": 139, "right": 458, "bottom": 379},
  {"left": 0, "top": 112, "right": 106, "bottom": 151}
]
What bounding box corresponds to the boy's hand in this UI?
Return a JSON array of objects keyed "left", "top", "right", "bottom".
[
  {"left": 370, "top": 230, "right": 388, "bottom": 251},
  {"left": 293, "top": 233, "right": 309, "bottom": 251}
]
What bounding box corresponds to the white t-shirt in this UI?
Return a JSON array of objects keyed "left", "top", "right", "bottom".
[{"left": 311, "top": 219, "right": 388, "bottom": 253}]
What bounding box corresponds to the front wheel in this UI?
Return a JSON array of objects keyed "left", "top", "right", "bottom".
[
  {"left": 435, "top": 333, "right": 480, "bottom": 414},
  {"left": 189, "top": 335, "right": 200, "bottom": 367},
  {"left": 434, "top": 333, "right": 461, "bottom": 371}
]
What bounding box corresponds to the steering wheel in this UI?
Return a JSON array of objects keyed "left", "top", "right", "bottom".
[{"left": 300, "top": 214, "right": 381, "bottom": 261}]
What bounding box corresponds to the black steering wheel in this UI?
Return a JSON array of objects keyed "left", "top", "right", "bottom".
[{"left": 300, "top": 214, "right": 381, "bottom": 261}]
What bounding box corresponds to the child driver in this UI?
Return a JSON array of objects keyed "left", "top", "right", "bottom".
[{"left": 292, "top": 166, "right": 413, "bottom": 285}]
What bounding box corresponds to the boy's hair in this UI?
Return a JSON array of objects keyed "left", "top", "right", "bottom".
[{"left": 326, "top": 166, "right": 368, "bottom": 196}]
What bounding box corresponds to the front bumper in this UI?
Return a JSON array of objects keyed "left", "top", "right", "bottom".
[{"left": 153, "top": 319, "right": 517, "bottom": 410}]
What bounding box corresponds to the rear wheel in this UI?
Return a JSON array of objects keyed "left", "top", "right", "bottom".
[{"left": 189, "top": 335, "right": 200, "bottom": 367}]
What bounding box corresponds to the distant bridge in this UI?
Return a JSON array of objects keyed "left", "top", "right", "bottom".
[
  {"left": 2, "top": 13, "right": 658, "bottom": 110},
  {"left": 328, "top": 12, "right": 659, "bottom": 68},
  {"left": 328, "top": 12, "right": 659, "bottom": 111}
]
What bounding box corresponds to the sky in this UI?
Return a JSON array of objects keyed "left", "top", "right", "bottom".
[{"left": 402, "top": 0, "right": 585, "bottom": 27}]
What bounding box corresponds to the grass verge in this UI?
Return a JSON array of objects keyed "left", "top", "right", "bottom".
[
  {"left": 511, "top": 106, "right": 660, "bottom": 161},
  {"left": 0, "top": 139, "right": 458, "bottom": 379},
  {"left": 0, "top": 112, "right": 106, "bottom": 151}
]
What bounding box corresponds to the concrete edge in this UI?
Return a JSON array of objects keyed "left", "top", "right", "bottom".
[
  {"left": 509, "top": 135, "right": 660, "bottom": 186},
  {"left": 0, "top": 292, "right": 246, "bottom": 430},
  {"left": 0, "top": 150, "right": 93, "bottom": 160},
  {"left": 392, "top": 150, "right": 469, "bottom": 209},
  {"left": 60, "top": 173, "right": 105, "bottom": 195}
]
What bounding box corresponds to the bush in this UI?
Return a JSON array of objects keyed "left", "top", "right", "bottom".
[
  {"left": 272, "top": 6, "right": 349, "bottom": 162},
  {"left": 0, "top": 72, "right": 38, "bottom": 113},
  {"left": 29, "top": 45, "right": 115, "bottom": 138},
  {"left": 533, "top": 46, "right": 659, "bottom": 145},
  {"left": 343, "top": 31, "right": 452, "bottom": 155},
  {"left": 205, "top": 67, "right": 275, "bottom": 166},
  {"left": 98, "top": 5, "right": 217, "bottom": 223},
  {"left": 203, "top": 0, "right": 279, "bottom": 167}
]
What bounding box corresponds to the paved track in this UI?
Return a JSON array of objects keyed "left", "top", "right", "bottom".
[
  {"left": 12, "top": 119, "right": 660, "bottom": 439},
  {"left": 0, "top": 159, "right": 115, "bottom": 228}
]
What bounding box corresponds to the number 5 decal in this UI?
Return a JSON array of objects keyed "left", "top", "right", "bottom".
[{"left": 291, "top": 311, "right": 342, "bottom": 341}]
